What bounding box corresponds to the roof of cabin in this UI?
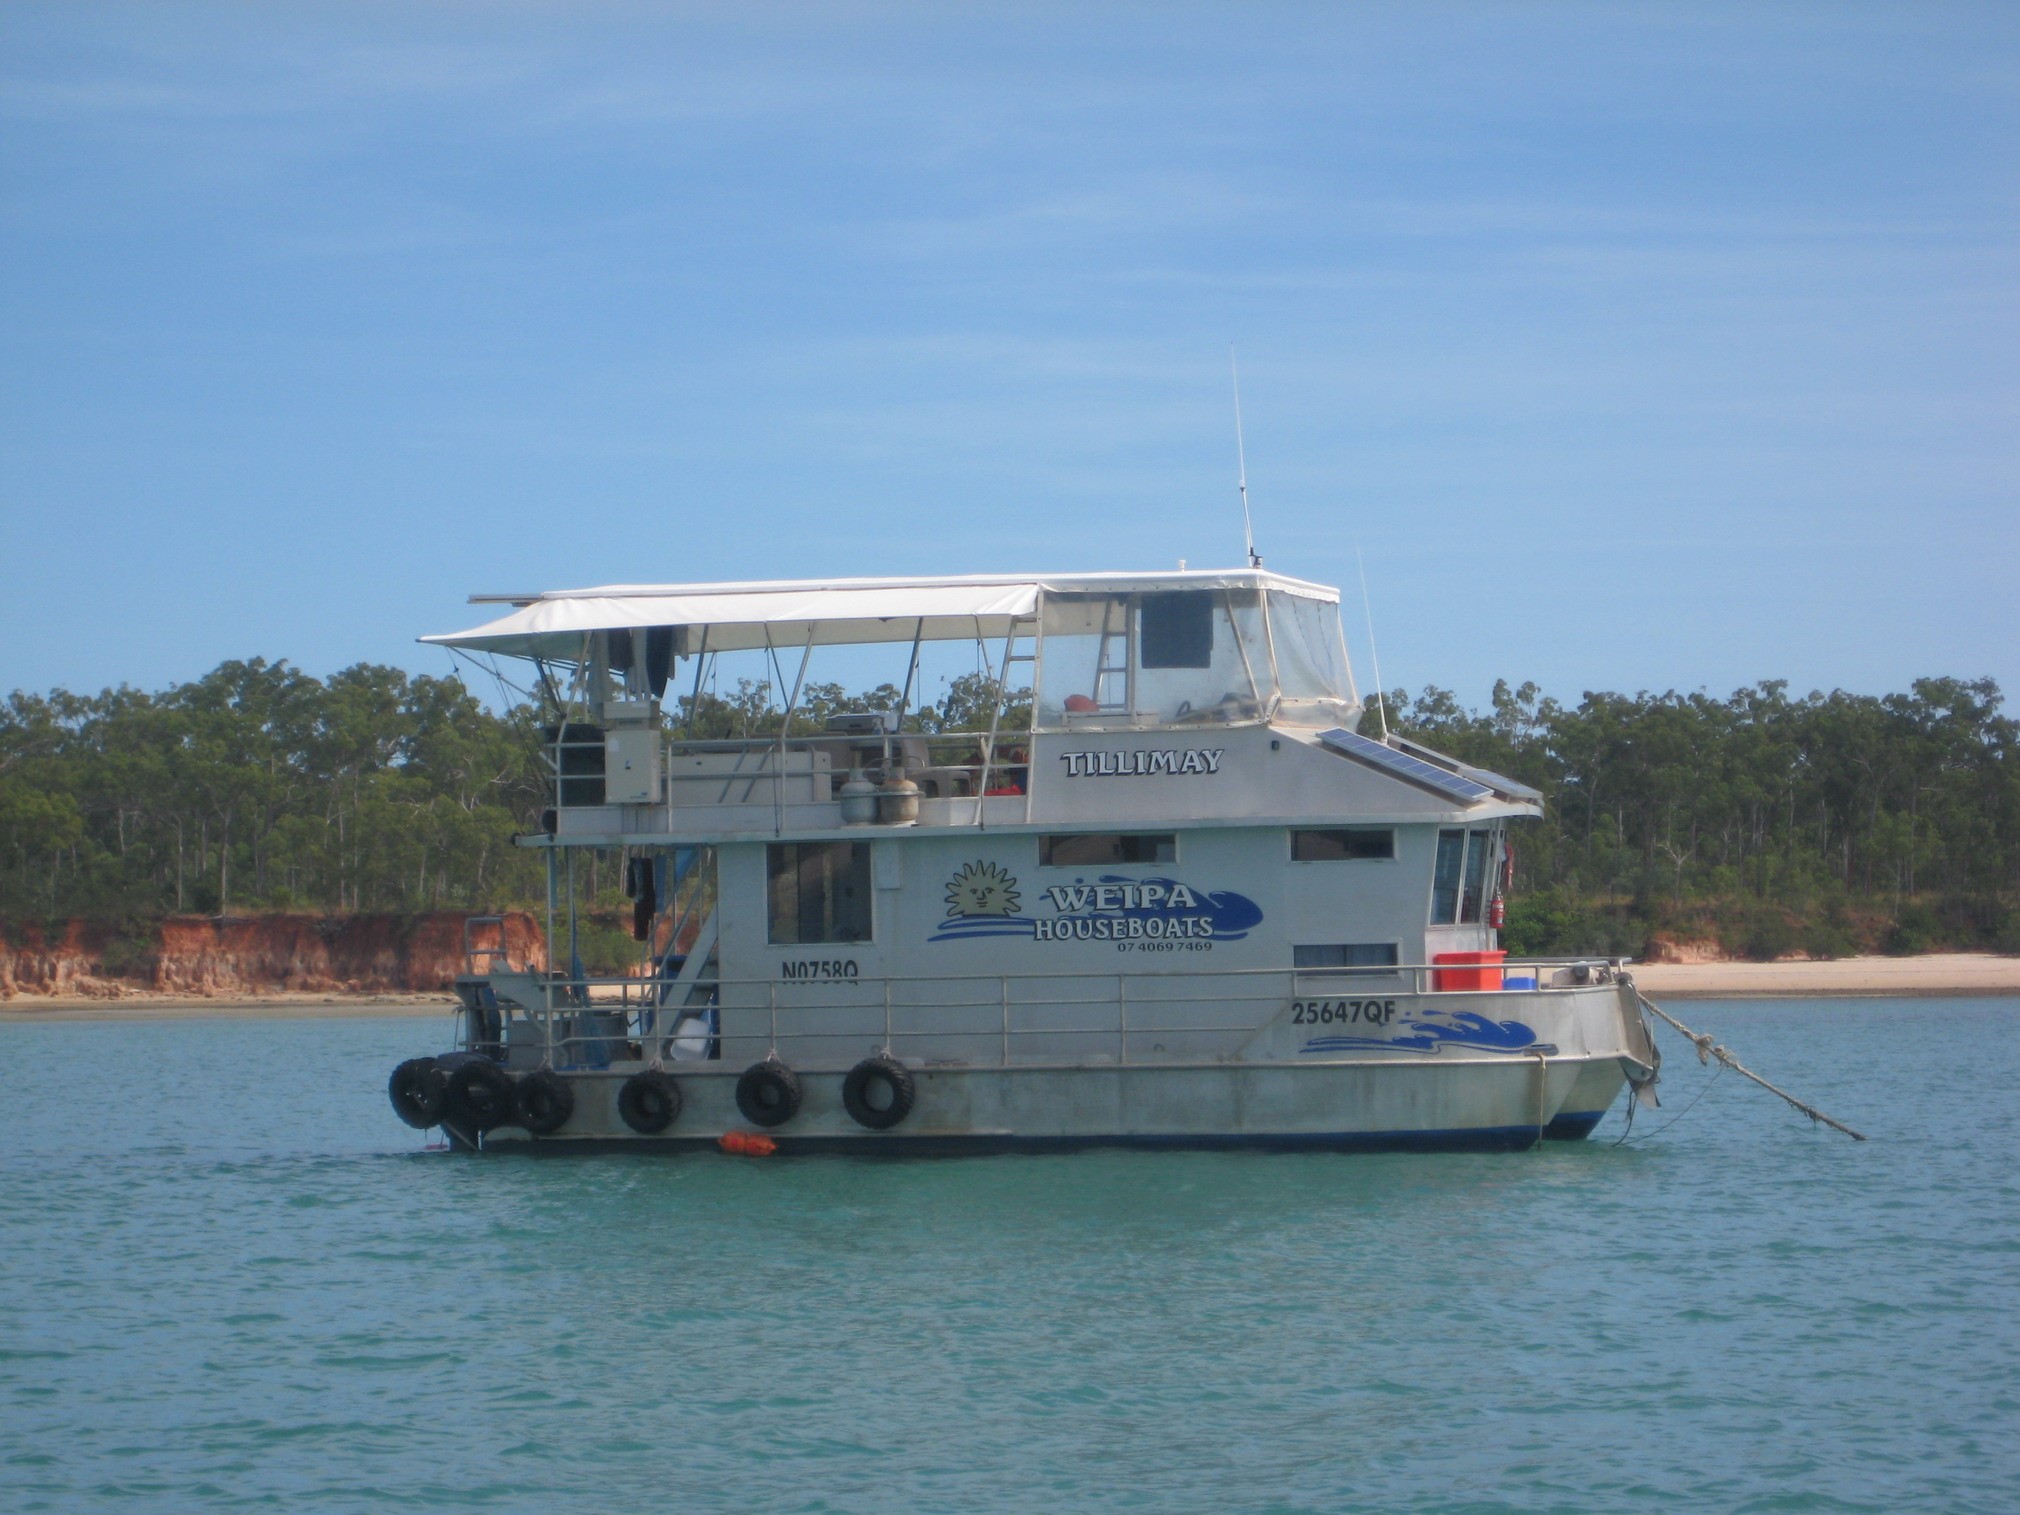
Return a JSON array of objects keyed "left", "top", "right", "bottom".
[{"left": 422, "top": 568, "right": 1338, "bottom": 658}]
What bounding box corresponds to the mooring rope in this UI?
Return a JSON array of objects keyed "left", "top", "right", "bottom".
[
  {"left": 1614, "top": 1059, "right": 1727, "bottom": 1146},
  {"left": 1634, "top": 991, "right": 1867, "bottom": 1142}
]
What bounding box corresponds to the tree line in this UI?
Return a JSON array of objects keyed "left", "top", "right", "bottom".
[
  {"left": 0, "top": 662, "right": 1016, "bottom": 922},
  {"left": 2, "top": 659, "right": 2013, "bottom": 956},
  {"left": 1381, "top": 676, "right": 2019, "bottom": 956}
]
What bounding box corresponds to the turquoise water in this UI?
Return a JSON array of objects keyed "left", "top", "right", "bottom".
[{"left": 2, "top": 999, "right": 2015, "bottom": 1513}]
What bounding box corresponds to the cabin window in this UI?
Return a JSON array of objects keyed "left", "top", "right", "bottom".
[
  {"left": 767, "top": 842, "right": 872, "bottom": 944},
  {"left": 1460, "top": 829, "right": 1492, "bottom": 924},
  {"left": 1294, "top": 943, "right": 1401, "bottom": 977},
  {"left": 1038, "top": 833, "right": 1177, "bottom": 867},
  {"left": 1430, "top": 828, "right": 1493, "bottom": 925},
  {"left": 1291, "top": 828, "right": 1395, "bottom": 862},
  {"left": 1036, "top": 588, "right": 1266, "bottom": 727},
  {"left": 1138, "top": 591, "right": 1214, "bottom": 669}
]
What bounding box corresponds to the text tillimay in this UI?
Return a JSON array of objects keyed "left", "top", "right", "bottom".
[{"left": 1056, "top": 749, "right": 1223, "bottom": 778}]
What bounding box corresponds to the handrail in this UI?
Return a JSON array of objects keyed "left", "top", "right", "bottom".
[
  {"left": 463, "top": 957, "right": 1631, "bottom": 1068},
  {"left": 461, "top": 915, "right": 513, "bottom": 974},
  {"left": 508, "top": 955, "right": 1625, "bottom": 993},
  {"left": 661, "top": 729, "right": 1021, "bottom": 755},
  {"left": 655, "top": 729, "right": 1033, "bottom": 809}
]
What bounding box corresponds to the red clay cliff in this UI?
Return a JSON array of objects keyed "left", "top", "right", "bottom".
[{"left": 0, "top": 913, "right": 547, "bottom": 999}]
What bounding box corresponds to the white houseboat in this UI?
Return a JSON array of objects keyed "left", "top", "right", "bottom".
[{"left": 388, "top": 569, "right": 1660, "bottom": 1152}]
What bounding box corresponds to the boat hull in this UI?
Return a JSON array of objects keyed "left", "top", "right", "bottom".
[{"left": 457, "top": 1049, "right": 1634, "bottom": 1155}]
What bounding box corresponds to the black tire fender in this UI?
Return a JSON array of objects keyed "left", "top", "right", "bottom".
[
  {"left": 842, "top": 1054, "right": 915, "bottom": 1131},
  {"left": 735, "top": 1058, "right": 802, "bottom": 1128},
  {"left": 388, "top": 1057, "right": 447, "bottom": 1128},
  {"left": 445, "top": 1057, "right": 515, "bottom": 1132},
  {"left": 618, "top": 1070, "right": 682, "bottom": 1134},
  {"left": 515, "top": 1069, "right": 575, "bottom": 1135}
]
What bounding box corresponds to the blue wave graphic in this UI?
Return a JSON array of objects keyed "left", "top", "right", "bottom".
[
  {"left": 928, "top": 916, "right": 1038, "bottom": 942},
  {"left": 1301, "top": 1009, "right": 1539, "bottom": 1055}
]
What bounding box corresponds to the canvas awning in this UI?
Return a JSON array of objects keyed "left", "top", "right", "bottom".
[
  {"left": 421, "top": 569, "right": 1337, "bottom": 660},
  {"left": 422, "top": 581, "right": 1046, "bottom": 658}
]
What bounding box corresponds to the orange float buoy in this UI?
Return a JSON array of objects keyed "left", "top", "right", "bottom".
[{"left": 718, "top": 1131, "right": 778, "bottom": 1157}]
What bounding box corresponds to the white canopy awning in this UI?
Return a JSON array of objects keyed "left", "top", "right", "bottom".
[{"left": 422, "top": 569, "right": 1335, "bottom": 660}]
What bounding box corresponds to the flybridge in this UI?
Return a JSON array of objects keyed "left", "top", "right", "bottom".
[{"left": 418, "top": 562, "right": 1545, "bottom": 842}]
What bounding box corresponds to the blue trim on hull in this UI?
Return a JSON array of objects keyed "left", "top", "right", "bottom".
[
  {"left": 1542, "top": 1110, "right": 1605, "bottom": 1142},
  {"left": 476, "top": 1124, "right": 1564, "bottom": 1157}
]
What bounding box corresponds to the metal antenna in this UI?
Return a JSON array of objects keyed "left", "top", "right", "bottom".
[
  {"left": 1231, "top": 347, "right": 1261, "bottom": 568},
  {"left": 1357, "top": 547, "right": 1390, "bottom": 741}
]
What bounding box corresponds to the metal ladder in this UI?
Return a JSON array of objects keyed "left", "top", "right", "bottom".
[
  {"left": 1092, "top": 596, "right": 1131, "bottom": 712},
  {"left": 977, "top": 613, "right": 1039, "bottom": 826}
]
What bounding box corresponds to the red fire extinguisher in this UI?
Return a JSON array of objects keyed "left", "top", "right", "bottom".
[{"left": 1487, "top": 839, "right": 1511, "bottom": 929}]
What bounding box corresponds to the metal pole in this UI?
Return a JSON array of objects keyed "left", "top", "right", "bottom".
[
  {"left": 1222, "top": 587, "right": 1263, "bottom": 708},
  {"left": 893, "top": 617, "right": 925, "bottom": 772},
  {"left": 682, "top": 627, "right": 710, "bottom": 736},
  {"left": 977, "top": 615, "right": 1020, "bottom": 827},
  {"left": 1256, "top": 585, "right": 1283, "bottom": 722},
  {"left": 544, "top": 847, "right": 557, "bottom": 1063}
]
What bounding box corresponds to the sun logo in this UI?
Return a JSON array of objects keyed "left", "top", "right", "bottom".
[{"left": 945, "top": 860, "right": 1021, "bottom": 918}]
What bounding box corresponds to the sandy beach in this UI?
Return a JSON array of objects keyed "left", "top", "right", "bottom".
[{"left": 1628, "top": 953, "right": 2020, "bottom": 998}]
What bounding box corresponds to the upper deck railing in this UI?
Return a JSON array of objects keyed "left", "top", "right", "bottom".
[{"left": 542, "top": 722, "right": 1039, "bottom": 834}]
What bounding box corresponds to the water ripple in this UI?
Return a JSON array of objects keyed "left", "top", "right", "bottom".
[{"left": 0, "top": 1003, "right": 2016, "bottom": 1512}]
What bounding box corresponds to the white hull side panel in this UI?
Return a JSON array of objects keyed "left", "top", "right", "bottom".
[{"left": 476, "top": 1053, "right": 1629, "bottom": 1153}]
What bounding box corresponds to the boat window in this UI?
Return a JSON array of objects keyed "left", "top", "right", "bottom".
[
  {"left": 1267, "top": 591, "right": 1359, "bottom": 729},
  {"left": 1138, "top": 592, "right": 1213, "bottom": 669},
  {"left": 1291, "top": 828, "right": 1395, "bottom": 861},
  {"left": 1294, "top": 943, "right": 1401, "bottom": 977},
  {"left": 1038, "top": 833, "right": 1177, "bottom": 867},
  {"left": 1036, "top": 593, "right": 1134, "bottom": 721},
  {"left": 1430, "top": 828, "right": 1495, "bottom": 925},
  {"left": 1430, "top": 828, "right": 1465, "bottom": 924},
  {"left": 1459, "top": 829, "right": 1492, "bottom": 924},
  {"left": 1035, "top": 589, "right": 1269, "bottom": 728},
  {"left": 766, "top": 841, "right": 872, "bottom": 944}
]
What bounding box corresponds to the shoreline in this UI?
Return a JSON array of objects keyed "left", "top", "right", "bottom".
[
  {"left": 1621, "top": 953, "right": 2019, "bottom": 999},
  {"left": 2, "top": 954, "right": 2016, "bottom": 1021},
  {"left": 0, "top": 992, "right": 456, "bottom": 1024}
]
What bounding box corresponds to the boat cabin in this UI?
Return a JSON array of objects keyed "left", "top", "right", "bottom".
[{"left": 428, "top": 570, "right": 1540, "bottom": 1060}]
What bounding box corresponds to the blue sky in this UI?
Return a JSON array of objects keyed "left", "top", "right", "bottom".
[{"left": 3, "top": 2, "right": 2014, "bottom": 710}]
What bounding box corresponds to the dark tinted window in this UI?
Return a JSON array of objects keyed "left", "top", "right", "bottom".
[
  {"left": 1138, "top": 592, "right": 1213, "bottom": 669},
  {"left": 1431, "top": 828, "right": 1465, "bottom": 924},
  {"left": 1294, "top": 943, "right": 1401, "bottom": 976},
  {"left": 1291, "top": 828, "right": 1395, "bottom": 861},
  {"left": 1460, "top": 829, "right": 1492, "bottom": 924},
  {"left": 767, "top": 842, "right": 872, "bottom": 944},
  {"left": 1039, "top": 833, "right": 1177, "bottom": 866}
]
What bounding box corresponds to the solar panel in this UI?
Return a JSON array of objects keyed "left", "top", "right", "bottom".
[
  {"left": 1463, "top": 764, "right": 1541, "bottom": 802},
  {"left": 1317, "top": 728, "right": 1494, "bottom": 804},
  {"left": 1392, "top": 738, "right": 1543, "bottom": 803}
]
